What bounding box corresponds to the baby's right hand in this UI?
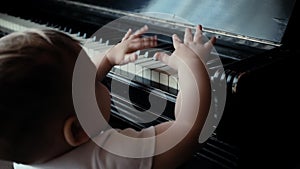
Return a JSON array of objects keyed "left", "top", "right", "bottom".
[
  {"left": 154, "top": 25, "right": 216, "bottom": 70},
  {"left": 106, "top": 25, "right": 157, "bottom": 66}
]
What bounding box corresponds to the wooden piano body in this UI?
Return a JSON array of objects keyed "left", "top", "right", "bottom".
[{"left": 1, "top": 0, "right": 299, "bottom": 168}]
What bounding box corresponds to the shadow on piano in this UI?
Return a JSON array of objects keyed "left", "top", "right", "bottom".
[{"left": 1, "top": 0, "right": 299, "bottom": 168}]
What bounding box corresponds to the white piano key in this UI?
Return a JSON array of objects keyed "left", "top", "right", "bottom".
[
  {"left": 144, "top": 51, "right": 149, "bottom": 58},
  {"left": 80, "top": 38, "right": 94, "bottom": 44},
  {"left": 0, "top": 18, "right": 28, "bottom": 31},
  {"left": 120, "top": 64, "right": 128, "bottom": 77},
  {"left": 151, "top": 66, "right": 168, "bottom": 83},
  {"left": 160, "top": 72, "right": 169, "bottom": 87},
  {"left": 135, "top": 65, "right": 143, "bottom": 77},
  {"left": 136, "top": 60, "right": 161, "bottom": 82},
  {"left": 169, "top": 74, "right": 179, "bottom": 90},
  {"left": 160, "top": 66, "right": 177, "bottom": 87},
  {"left": 134, "top": 56, "right": 152, "bottom": 64},
  {"left": 84, "top": 41, "right": 99, "bottom": 47},
  {"left": 70, "top": 33, "right": 83, "bottom": 42},
  {"left": 152, "top": 66, "right": 177, "bottom": 88},
  {"left": 135, "top": 57, "right": 153, "bottom": 77},
  {"left": 127, "top": 62, "right": 136, "bottom": 75},
  {"left": 127, "top": 52, "right": 144, "bottom": 75},
  {"left": 84, "top": 41, "right": 105, "bottom": 49},
  {"left": 143, "top": 61, "right": 165, "bottom": 81},
  {"left": 113, "top": 65, "right": 121, "bottom": 75}
]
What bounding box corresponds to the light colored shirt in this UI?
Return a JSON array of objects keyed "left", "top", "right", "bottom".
[{"left": 13, "top": 126, "right": 155, "bottom": 169}]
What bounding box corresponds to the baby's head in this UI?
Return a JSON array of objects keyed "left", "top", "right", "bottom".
[{"left": 0, "top": 29, "right": 102, "bottom": 164}]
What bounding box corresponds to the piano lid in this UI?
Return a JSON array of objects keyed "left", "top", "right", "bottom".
[{"left": 74, "top": 0, "right": 296, "bottom": 45}]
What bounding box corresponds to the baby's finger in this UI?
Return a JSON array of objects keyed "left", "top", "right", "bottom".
[
  {"left": 193, "top": 25, "right": 203, "bottom": 43},
  {"left": 153, "top": 52, "right": 170, "bottom": 64},
  {"left": 148, "top": 35, "right": 158, "bottom": 48},
  {"left": 172, "top": 34, "right": 182, "bottom": 49},
  {"left": 129, "top": 53, "right": 138, "bottom": 62},
  {"left": 129, "top": 25, "right": 149, "bottom": 39},
  {"left": 184, "top": 27, "right": 193, "bottom": 43},
  {"left": 120, "top": 53, "right": 138, "bottom": 65},
  {"left": 129, "top": 36, "right": 157, "bottom": 50},
  {"left": 204, "top": 36, "right": 217, "bottom": 51},
  {"left": 122, "top": 28, "right": 132, "bottom": 42}
]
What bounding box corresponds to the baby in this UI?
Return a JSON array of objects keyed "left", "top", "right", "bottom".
[{"left": 0, "top": 25, "right": 215, "bottom": 169}]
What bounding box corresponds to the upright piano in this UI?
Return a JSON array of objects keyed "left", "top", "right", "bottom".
[{"left": 1, "top": 0, "right": 299, "bottom": 168}]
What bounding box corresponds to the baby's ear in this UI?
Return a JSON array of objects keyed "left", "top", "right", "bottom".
[{"left": 63, "top": 116, "right": 89, "bottom": 147}]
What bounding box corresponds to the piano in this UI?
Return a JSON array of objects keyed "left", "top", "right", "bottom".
[{"left": 1, "top": 0, "right": 299, "bottom": 168}]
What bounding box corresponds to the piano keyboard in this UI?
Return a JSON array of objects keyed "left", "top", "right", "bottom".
[
  {"left": 0, "top": 12, "right": 240, "bottom": 169},
  {"left": 0, "top": 13, "right": 181, "bottom": 94}
]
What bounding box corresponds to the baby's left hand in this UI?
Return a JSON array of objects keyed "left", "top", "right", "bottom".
[{"left": 105, "top": 25, "right": 157, "bottom": 66}]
